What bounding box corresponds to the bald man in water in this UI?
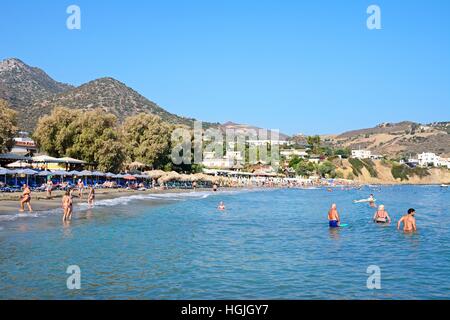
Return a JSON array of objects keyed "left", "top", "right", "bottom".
[
  {"left": 397, "top": 208, "right": 417, "bottom": 232},
  {"left": 328, "top": 203, "right": 341, "bottom": 228}
]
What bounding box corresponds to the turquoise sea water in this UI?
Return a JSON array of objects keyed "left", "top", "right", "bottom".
[{"left": 0, "top": 186, "right": 449, "bottom": 299}]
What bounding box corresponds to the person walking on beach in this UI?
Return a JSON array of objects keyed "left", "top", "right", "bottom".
[
  {"left": 77, "top": 179, "right": 84, "bottom": 199},
  {"left": 46, "top": 178, "right": 53, "bottom": 199},
  {"left": 19, "top": 184, "right": 33, "bottom": 213},
  {"left": 62, "top": 190, "right": 72, "bottom": 222},
  {"left": 373, "top": 204, "right": 391, "bottom": 224},
  {"left": 328, "top": 203, "right": 341, "bottom": 228},
  {"left": 88, "top": 186, "right": 95, "bottom": 207},
  {"left": 397, "top": 208, "right": 417, "bottom": 233}
]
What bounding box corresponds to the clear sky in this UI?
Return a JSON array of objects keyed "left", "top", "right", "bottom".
[{"left": 1, "top": 0, "right": 449, "bottom": 135}]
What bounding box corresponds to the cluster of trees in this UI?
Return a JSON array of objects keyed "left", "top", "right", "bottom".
[
  {"left": 288, "top": 155, "right": 341, "bottom": 179},
  {"left": 33, "top": 107, "right": 176, "bottom": 173},
  {"left": 0, "top": 100, "right": 17, "bottom": 153}
]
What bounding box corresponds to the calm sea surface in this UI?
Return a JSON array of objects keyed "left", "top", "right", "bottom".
[{"left": 1, "top": 186, "right": 449, "bottom": 299}]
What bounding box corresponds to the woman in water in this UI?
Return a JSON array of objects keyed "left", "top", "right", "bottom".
[
  {"left": 218, "top": 201, "right": 225, "bottom": 211},
  {"left": 373, "top": 204, "right": 391, "bottom": 224},
  {"left": 88, "top": 186, "right": 95, "bottom": 207},
  {"left": 19, "top": 184, "right": 33, "bottom": 212},
  {"left": 62, "top": 190, "right": 73, "bottom": 222}
]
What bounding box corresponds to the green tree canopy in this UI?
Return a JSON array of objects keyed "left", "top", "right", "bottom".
[
  {"left": 0, "top": 99, "right": 17, "bottom": 153},
  {"left": 122, "top": 113, "right": 173, "bottom": 169},
  {"left": 34, "top": 107, "right": 125, "bottom": 172}
]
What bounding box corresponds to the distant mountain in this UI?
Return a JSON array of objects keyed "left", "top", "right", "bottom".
[
  {"left": 30, "top": 77, "right": 199, "bottom": 128},
  {"left": 220, "top": 121, "right": 290, "bottom": 140},
  {"left": 0, "top": 58, "right": 218, "bottom": 130},
  {"left": 326, "top": 121, "right": 450, "bottom": 157},
  {"left": 0, "top": 58, "right": 74, "bottom": 127}
]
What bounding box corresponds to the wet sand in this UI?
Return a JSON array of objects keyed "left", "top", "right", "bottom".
[{"left": 0, "top": 188, "right": 212, "bottom": 216}]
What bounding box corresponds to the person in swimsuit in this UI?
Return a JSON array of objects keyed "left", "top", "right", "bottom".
[
  {"left": 373, "top": 204, "right": 391, "bottom": 224},
  {"left": 62, "top": 190, "right": 71, "bottom": 222},
  {"left": 397, "top": 208, "right": 417, "bottom": 233},
  {"left": 218, "top": 201, "right": 225, "bottom": 211},
  {"left": 328, "top": 203, "right": 341, "bottom": 228},
  {"left": 88, "top": 186, "right": 95, "bottom": 207},
  {"left": 77, "top": 179, "right": 84, "bottom": 199},
  {"left": 19, "top": 184, "right": 33, "bottom": 212},
  {"left": 46, "top": 179, "right": 53, "bottom": 199},
  {"left": 368, "top": 194, "right": 376, "bottom": 207}
]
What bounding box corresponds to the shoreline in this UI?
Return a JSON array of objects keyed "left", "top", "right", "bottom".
[
  {"left": 1, "top": 183, "right": 447, "bottom": 217},
  {"left": 0, "top": 187, "right": 218, "bottom": 216}
]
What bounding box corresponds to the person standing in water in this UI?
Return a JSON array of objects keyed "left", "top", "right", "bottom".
[
  {"left": 397, "top": 208, "right": 417, "bottom": 232},
  {"left": 62, "top": 190, "right": 72, "bottom": 222},
  {"left": 19, "top": 184, "right": 33, "bottom": 212},
  {"left": 77, "top": 179, "right": 84, "bottom": 199},
  {"left": 218, "top": 201, "right": 225, "bottom": 211},
  {"left": 88, "top": 186, "right": 95, "bottom": 207},
  {"left": 368, "top": 194, "right": 376, "bottom": 207},
  {"left": 328, "top": 204, "right": 341, "bottom": 228},
  {"left": 373, "top": 204, "right": 391, "bottom": 224}
]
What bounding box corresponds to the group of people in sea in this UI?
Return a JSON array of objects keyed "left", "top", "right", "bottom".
[
  {"left": 18, "top": 179, "right": 96, "bottom": 222},
  {"left": 327, "top": 198, "right": 417, "bottom": 232}
]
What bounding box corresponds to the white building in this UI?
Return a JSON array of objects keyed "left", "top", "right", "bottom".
[
  {"left": 202, "top": 151, "right": 244, "bottom": 169},
  {"left": 418, "top": 152, "right": 441, "bottom": 167},
  {"left": 351, "top": 149, "right": 372, "bottom": 159},
  {"left": 280, "top": 149, "right": 308, "bottom": 159},
  {"left": 246, "top": 140, "right": 292, "bottom": 147}
]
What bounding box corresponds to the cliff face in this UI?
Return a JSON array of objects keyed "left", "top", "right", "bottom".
[{"left": 337, "top": 159, "right": 450, "bottom": 185}]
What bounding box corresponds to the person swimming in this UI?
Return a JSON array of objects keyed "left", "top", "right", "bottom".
[
  {"left": 397, "top": 208, "right": 417, "bottom": 232},
  {"left": 218, "top": 201, "right": 225, "bottom": 211},
  {"left": 328, "top": 204, "right": 341, "bottom": 228},
  {"left": 373, "top": 204, "right": 391, "bottom": 224}
]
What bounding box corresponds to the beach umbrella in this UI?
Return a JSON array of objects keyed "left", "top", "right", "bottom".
[
  {"left": 128, "top": 161, "right": 146, "bottom": 170},
  {"left": 105, "top": 172, "right": 115, "bottom": 178},
  {"left": 123, "top": 175, "right": 137, "bottom": 181},
  {"left": 17, "top": 169, "right": 37, "bottom": 185},
  {"left": 145, "top": 170, "right": 166, "bottom": 179},
  {"left": 37, "top": 170, "right": 52, "bottom": 176}
]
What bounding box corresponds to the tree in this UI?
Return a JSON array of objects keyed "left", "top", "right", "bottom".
[
  {"left": 33, "top": 107, "right": 81, "bottom": 157},
  {"left": 334, "top": 147, "right": 351, "bottom": 159},
  {"left": 0, "top": 99, "right": 18, "bottom": 153},
  {"left": 307, "top": 135, "right": 321, "bottom": 154},
  {"left": 318, "top": 161, "right": 336, "bottom": 178},
  {"left": 34, "top": 107, "right": 126, "bottom": 172},
  {"left": 122, "top": 113, "right": 173, "bottom": 169}
]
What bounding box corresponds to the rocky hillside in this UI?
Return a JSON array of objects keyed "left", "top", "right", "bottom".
[
  {"left": 334, "top": 158, "right": 450, "bottom": 185},
  {"left": 0, "top": 58, "right": 218, "bottom": 130},
  {"left": 325, "top": 121, "right": 450, "bottom": 157},
  {"left": 220, "top": 121, "right": 290, "bottom": 140},
  {"left": 30, "top": 77, "right": 198, "bottom": 128},
  {"left": 0, "top": 58, "right": 74, "bottom": 127}
]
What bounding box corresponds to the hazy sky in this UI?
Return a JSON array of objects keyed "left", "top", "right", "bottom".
[{"left": 1, "top": 0, "right": 449, "bottom": 134}]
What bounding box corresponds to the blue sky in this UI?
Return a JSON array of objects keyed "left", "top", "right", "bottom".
[{"left": 1, "top": 0, "right": 449, "bottom": 135}]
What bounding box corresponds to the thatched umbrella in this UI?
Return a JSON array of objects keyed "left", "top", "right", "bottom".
[
  {"left": 127, "top": 161, "right": 146, "bottom": 170},
  {"left": 158, "top": 171, "right": 181, "bottom": 184},
  {"left": 145, "top": 170, "right": 166, "bottom": 179}
]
